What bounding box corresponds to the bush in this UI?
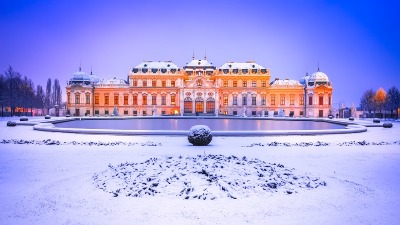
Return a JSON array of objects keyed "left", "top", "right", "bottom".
[
  {"left": 45, "top": 115, "right": 51, "bottom": 119},
  {"left": 7, "top": 121, "right": 16, "bottom": 127},
  {"left": 383, "top": 123, "right": 393, "bottom": 128},
  {"left": 373, "top": 119, "right": 380, "bottom": 123},
  {"left": 349, "top": 117, "right": 354, "bottom": 121},
  {"left": 188, "top": 125, "right": 213, "bottom": 146},
  {"left": 20, "top": 116, "right": 28, "bottom": 121}
]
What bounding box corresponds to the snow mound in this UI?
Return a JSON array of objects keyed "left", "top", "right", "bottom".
[
  {"left": 93, "top": 155, "right": 326, "bottom": 200},
  {"left": 188, "top": 125, "right": 212, "bottom": 146}
]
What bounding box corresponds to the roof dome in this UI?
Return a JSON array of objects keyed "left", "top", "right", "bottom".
[
  {"left": 309, "top": 70, "right": 329, "bottom": 83},
  {"left": 307, "top": 69, "right": 330, "bottom": 86},
  {"left": 299, "top": 73, "right": 309, "bottom": 85},
  {"left": 71, "top": 68, "right": 90, "bottom": 82}
]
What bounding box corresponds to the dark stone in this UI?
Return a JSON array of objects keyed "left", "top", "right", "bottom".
[
  {"left": 6, "top": 121, "right": 16, "bottom": 127},
  {"left": 188, "top": 125, "right": 213, "bottom": 146},
  {"left": 383, "top": 123, "right": 393, "bottom": 128},
  {"left": 20, "top": 117, "right": 28, "bottom": 121}
]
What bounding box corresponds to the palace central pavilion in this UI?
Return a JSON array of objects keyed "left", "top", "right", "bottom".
[{"left": 66, "top": 57, "right": 333, "bottom": 118}]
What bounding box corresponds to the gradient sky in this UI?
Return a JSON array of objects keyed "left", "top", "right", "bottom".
[{"left": 1, "top": 0, "right": 399, "bottom": 107}]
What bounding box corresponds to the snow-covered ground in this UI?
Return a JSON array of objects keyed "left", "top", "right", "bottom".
[{"left": 0, "top": 117, "right": 399, "bottom": 225}]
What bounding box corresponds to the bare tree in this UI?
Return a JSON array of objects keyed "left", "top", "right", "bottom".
[
  {"left": 359, "top": 89, "right": 375, "bottom": 117},
  {"left": 45, "top": 78, "right": 52, "bottom": 115},
  {"left": 385, "top": 86, "right": 400, "bottom": 119}
]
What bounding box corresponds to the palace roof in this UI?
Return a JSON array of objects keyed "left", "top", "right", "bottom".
[
  {"left": 220, "top": 61, "right": 265, "bottom": 70},
  {"left": 134, "top": 61, "right": 179, "bottom": 69}
]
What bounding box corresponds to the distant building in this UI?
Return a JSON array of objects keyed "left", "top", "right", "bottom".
[{"left": 66, "top": 58, "right": 333, "bottom": 117}]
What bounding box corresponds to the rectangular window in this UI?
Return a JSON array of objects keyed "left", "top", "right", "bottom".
[
  {"left": 300, "top": 96, "right": 304, "bottom": 105},
  {"left": 271, "top": 95, "right": 275, "bottom": 105},
  {"left": 161, "top": 96, "right": 166, "bottom": 105},
  {"left": 233, "top": 96, "right": 238, "bottom": 105},
  {"left": 252, "top": 96, "right": 256, "bottom": 105},
  {"left": 309, "top": 96, "right": 313, "bottom": 106},
  {"left": 152, "top": 96, "right": 157, "bottom": 105},
  {"left": 261, "top": 96, "right": 266, "bottom": 105},
  {"left": 143, "top": 111, "right": 147, "bottom": 116},
  {"left": 290, "top": 95, "right": 295, "bottom": 105},
  {"left": 223, "top": 81, "right": 228, "bottom": 87},
  {"left": 233, "top": 111, "right": 237, "bottom": 115},
  {"left": 300, "top": 111, "right": 304, "bottom": 116},
  {"left": 114, "top": 95, "right": 119, "bottom": 105},
  {"left": 133, "top": 95, "right": 137, "bottom": 105},
  {"left": 143, "top": 80, "right": 147, "bottom": 87},
  {"left": 105, "top": 110, "right": 109, "bottom": 115},
  {"left": 233, "top": 81, "right": 237, "bottom": 87},
  {"left": 161, "top": 110, "right": 166, "bottom": 115},
  {"left": 124, "top": 110, "right": 128, "bottom": 115},
  {"left": 86, "top": 94, "right": 90, "bottom": 104},
  {"left": 162, "top": 81, "right": 166, "bottom": 87},
  {"left": 104, "top": 95, "right": 109, "bottom": 105},
  {"left": 329, "top": 96, "right": 331, "bottom": 105},
  {"left": 171, "top": 81, "right": 175, "bottom": 87},
  {"left": 124, "top": 96, "right": 128, "bottom": 105},
  {"left": 95, "top": 110, "right": 99, "bottom": 115},
  {"left": 243, "top": 81, "right": 247, "bottom": 87},
  {"left": 143, "top": 96, "right": 147, "bottom": 105},
  {"left": 132, "top": 80, "right": 137, "bottom": 87},
  {"left": 67, "top": 94, "right": 70, "bottom": 104},
  {"left": 152, "top": 80, "right": 157, "bottom": 87},
  {"left": 95, "top": 95, "right": 99, "bottom": 105},
  {"left": 223, "top": 95, "right": 228, "bottom": 105},
  {"left": 171, "top": 95, "right": 176, "bottom": 105},
  {"left": 86, "top": 110, "right": 90, "bottom": 116},
  {"left": 252, "top": 81, "right": 256, "bottom": 87},
  {"left": 242, "top": 95, "right": 247, "bottom": 106},
  {"left": 75, "top": 94, "right": 80, "bottom": 104},
  {"left": 280, "top": 96, "right": 285, "bottom": 105},
  {"left": 319, "top": 96, "right": 323, "bottom": 105},
  {"left": 252, "top": 111, "right": 256, "bottom": 116},
  {"left": 133, "top": 110, "right": 137, "bottom": 116},
  {"left": 261, "top": 81, "right": 266, "bottom": 87}
]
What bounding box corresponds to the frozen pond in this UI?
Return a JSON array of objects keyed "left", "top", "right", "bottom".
[{"left": 53, "top": 117, "right": 347, "bottom": 131}]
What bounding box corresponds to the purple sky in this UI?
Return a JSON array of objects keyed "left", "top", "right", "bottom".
[{"left": 1, "top": 0, "right": 399, "bottom": 107}]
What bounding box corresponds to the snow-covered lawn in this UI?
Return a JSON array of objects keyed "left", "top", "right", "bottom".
[{"left": 0, "top": 118, "right": 399, "bottom": 225}]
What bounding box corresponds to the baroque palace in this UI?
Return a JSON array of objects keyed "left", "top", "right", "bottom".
[{"left": 66, "top": 57, "right": 333, "bottom": 118}]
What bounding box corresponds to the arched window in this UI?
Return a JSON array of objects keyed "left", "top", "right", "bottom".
[
  {"left": 206, "top": 97, "right": 215, "bottom": 113},
  {"left": 184, "top": 97, "right": 192, "bottom": 113},
  {"left": 195, "top": 97, "right": 204, "bottom": 113}
]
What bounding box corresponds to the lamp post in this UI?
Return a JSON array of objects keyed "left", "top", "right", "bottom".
[{"left": 92, "top": 83, "right": 95, "bottom": 116}]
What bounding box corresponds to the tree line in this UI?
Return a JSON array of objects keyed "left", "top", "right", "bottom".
[
  {"left": 0, "top": 66, "right": 63, "bottom": 117},
  {"left": 359, "top": 86, "right": 400, "bottom": 119}
]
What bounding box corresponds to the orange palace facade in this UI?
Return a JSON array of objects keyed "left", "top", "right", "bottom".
[{"left": 66, "top": 58, "right": 333, "bottom": 118}]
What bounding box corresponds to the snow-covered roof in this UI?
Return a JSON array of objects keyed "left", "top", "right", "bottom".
[
  {"left": 99, "top": 78, "right": 128, "bottom": 85},
  {"left": 270, "top": 78, "right": 302, "bottom": 86},
  {"left": 184, "top": 59, "right": 215, "bottom": 69},
  {"left": 308, "top": 70, "right": 329, "bottom": 84},
  {"left": 220, "top": 61, "right": 265, "bottom": 70},
  {"left": 134, "top": 61, "right": 179, "bottom": 70},
  {"left": 299, "top": 73, "right": 309, "bottom": 85}
]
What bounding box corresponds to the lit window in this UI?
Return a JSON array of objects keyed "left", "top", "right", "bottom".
[
  {"left": 114, "top": 95, "right": 119, "bottom": 105},
  {"left": 104, "top": 95, "right": 109, "bottom": 105},
  {"left": 261, "top": 81, "right": 266, "bottom": 87},
  {"left": 223, "top": 95, "right": 228, "bottom": 105},
  {"left": 224, "top": 81, "right": 228, "bottom": 87},
  {"left": 271, "top": 95, "right": 275, "bottom": 105},
  {"left": 243, "top": 81, "right": 247, "bottom": 87},
  {"left": 171, "top": 95, "right": 176, "bottom": 105},
  {"left": 133, "top": 96, "right": 137, "bottom": 105},
  {"left": 252, "top": 81, "right": 256, "bottom": 87},
  {"left": 233, "top": 81, "right": 237, "bottom": 87},
  {"left": 152, "top": 80, "right": 157, "bottom": 87},
  {"left": 280, "top": 96, "right": 285, "bottom": 105},
  {"left": 124, "top": 95, "right": 128, "bottom": 105},
  {"left": 152, "top": 95, "right": 157, "bottom": 105}
]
